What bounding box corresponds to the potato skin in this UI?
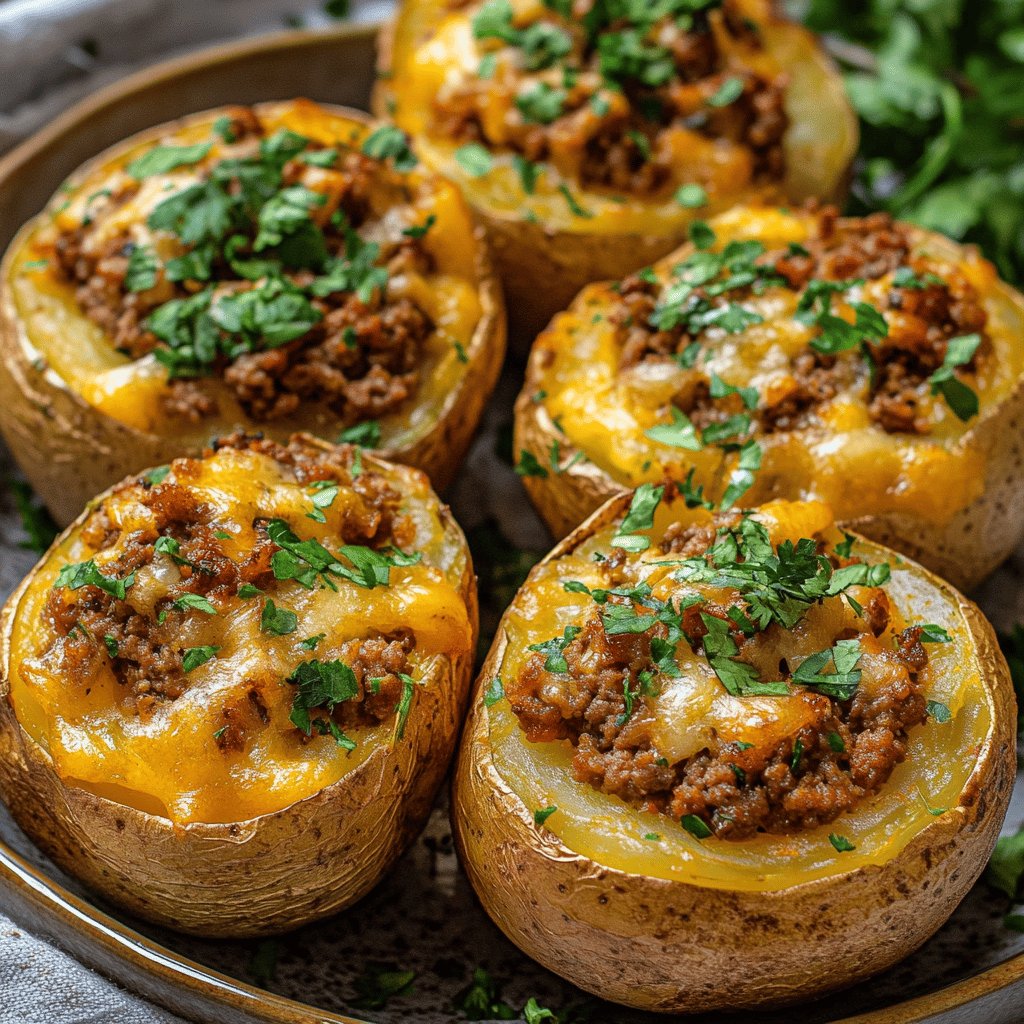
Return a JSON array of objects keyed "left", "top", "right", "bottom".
[
  {"left": 0, "top": 444, "right": 478, "bottom": 938},
  {"left": 451, "top": 493, "right": 1016, "bottom": 1012},
  {"left": 376, "top": 6, "right": 857, "bottom": 346},
  {"left": 514, "top": 225, "right": 1024, "bottom": 594},
  {"left": 0, "top": 101, "right": 506, "bottom": 527}
]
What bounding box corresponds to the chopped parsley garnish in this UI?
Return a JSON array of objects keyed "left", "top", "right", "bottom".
[
  {"left": 305, "top": 480, "right": 339, "bottom": 523},
  {"left": 611, "top": 483, "right": 663, "bottom": 552},
  {"left": 103, "top": 635, "right": 119, "bottom": 658},
  {"left": 351, "top": 966, "right": 416, "bottom": 1010},
  {"left": 300, "top": 632, "right": 326, "bottom": 651},
  {"left": 513, "top": 154, "right": 540, "bottom": 194},
  {"left": 681, "top": 814, "right": 712, "bottom": 839},
  {"left": 172, "top": 592, "right": 218, "bottom": 615},
  {"left": 393, "top": 672, "right": 416, "bottom": 741},
  {"left": 454, "top": 142, "right": 494, "bottom": 177},
  {"left": 829, "top": 832, "right": 855, "bottom": 853},
  {"left": 266, "top": 519, "right": 420, "bottom": 590},
  {"left": 124, "top": 244, "right": 159, "bottom": 292},
  {"left": 706, "top": 76, "right": 744, "bottom": 107},
  {"left": 558, "top": 182, "right": 593, "bottom": 219},
  {"left": 918, "top": 623, "right": 952, "bottom": 643},
  {"left": 287, "top": 658, "right": 359, "bottom": 746},
  {"left": 182, "top": 645, "right": 219, "bottom": 673},
  {"left": 533, "top": 805, "right": 558, "bottom": 826},
  {"left": 528, "top": 625, "right": 582, "bottom": 673},
  {"left": 926, "top": 699, "right": 952, "bottom": 723},
  {"left": 260, "top": 598, "right": 298, "bottom": 635},
  {"left": 674, "top": 183, "right": 708, "bottom": 208},
  {"left": 338, "top": 419, "right": 381, "bottom": 447},
  {"left": 929, "top": 333, "right": 981, "bottom": 421},
  {"left": 361, "top": 124, "right": 417, "bottom": 171},
  {"left": 126, "top": 142, "right": 212, "bottom": 179},
  {"left": 483, "top": 675, "right": 505, "bottom": 706},
  {"left": 54, "top": 560, "right": 136, "bottom": 600},
  {"left": 453, "top": 967, "right": 517, "bottom": 1022},
  {"left": 790, "top": 639, "right": 863, "bottom": 700},
  {"left": 515, "top": 449, "right": 549, "bottom": 478}
]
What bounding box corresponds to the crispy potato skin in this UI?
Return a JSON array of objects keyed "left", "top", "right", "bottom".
[
  {"left": 513, "top": 225, "right": 1024, "bottom": 593},
  {"left": 0, "top": 443, "right": 478, "bottom": 938},
  {"left": 451, "top": 493, "right": 1015, "bottom": 1012},
  {"left": 0, "top": 101, "right": 506, "bottom": 527},
  {"left": 376, "top": 4, "right": 857, "bottom": 346}
]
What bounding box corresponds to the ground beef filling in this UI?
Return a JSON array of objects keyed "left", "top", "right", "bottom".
[
  {"left": 616, "top": 208, "right": 990, "bottom": 435},
  {"left": 506, "top": 596, "right": 929, "bottom": 840},
  {"left": 434, "top": 0, "right": 788, "bottom": 194},
  {"left": 49, "top": 107, "right": 434, "bottom": 427},
  {"left": 39, "top": 434, "right": 411, "bottom": 739}
]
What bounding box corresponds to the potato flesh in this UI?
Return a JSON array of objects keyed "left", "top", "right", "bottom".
[
  {"left": 387, "top": 0, "right": 856, "bottom": 233},
  {"left": 8, "top": 448, "right": 472, "bottom": 825},
  {"left": 8, "top": 103, "right": 483, "bottom": 451},
  {"left": 490, "top": 498, "right": 990, "bottom": 890},
  {"left": 534, "top": 207, "right": 1024, "bottom": 525}
]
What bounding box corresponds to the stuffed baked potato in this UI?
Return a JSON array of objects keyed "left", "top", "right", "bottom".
[
  {"left": 515, "top": 204, "right": 1024, "bottom": 591},
  {"left": 0, "top": 99, "right": 505, "bottom": 525},
  {"left": 0, "top": 433, "right": 476, "bottom": 936},
  {"left": 453, "top": 488, "right": 1014, "bottom": 1011},
  {"left": 378, "top": 0, "right": 856, "bottom": 339}
]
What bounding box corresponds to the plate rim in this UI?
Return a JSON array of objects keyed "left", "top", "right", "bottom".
[{"left": 0, "top": 16, "right": 1021, "bottom": 1024}]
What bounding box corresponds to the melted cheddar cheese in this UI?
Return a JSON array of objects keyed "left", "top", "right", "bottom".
[
  {"left": 532, "top": 207, "right": 1024, "bottom": 525},
  {"left": 489, "top": 498, "right": 989, "bottom": 889},
  {"left": 387, "top": 0, "right": 856, "bottom": 234},
  {"left": 8, "top": 444, "right": 472, "bottom": 825}
]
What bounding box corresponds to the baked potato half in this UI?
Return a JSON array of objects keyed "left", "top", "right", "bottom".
[
  {"left": 453, "top": 489, "right": 1014, "bottom": 1012},
  {"left": 0, "top": 433, "right": 477, "bottom": 937},
  {"left": 378, "top": 0, "right": 856, "bottom": 341},
  {"left": 516, "top": 204, "right": 1024, "bottom": 591},
  {"left": 0, "top": 99, "right": 505, "bottom": 526}
]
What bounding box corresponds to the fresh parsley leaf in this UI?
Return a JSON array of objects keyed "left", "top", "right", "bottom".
[
  {"left": 54, "top": 560, "right": 135, "bottom": 600},
  {"left": 361, "top": 125, "right": 417, "bottom": 171},
  {"left": 127, "top": 142, "right": 212, "bottom": 179},
  {"left": 454, "top": 143, "right": 494, "bottom": 177},
  {"left": 681, "top": 814, "right": 712, "bottom": 839},
  {"left": 533, "top": 805, "right": 558, "bottom": 826},
  {"left": 125, "top": 244, "right": 160, "bottom": 291},
  {"left": 829, "top": 832, "right": 855, "bottom": 853},
  {"left": 260, "top": 598, "right": 298, "bottom": 635},
  {"left": 182, "top": 645, "right": 219, "bottom": 673}
]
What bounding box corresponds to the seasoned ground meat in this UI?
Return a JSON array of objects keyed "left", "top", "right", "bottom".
[
  {"left": 506, "top": 523, "right": 931, "bottom": 839},
  {"left": 48, "top": 107, "right": 435, "bottom": 427},
  {"left": 617, "top": 206, "right": 990, "bottom": 435},
  {"left": 214, "top": 632, "right": 414, "bottom": 753},
  {"left": 434, "top": 0, "right": 789, "bottom": 195},
  {"left": 38, "top": 434, "right": 409, "bottom": 722}
]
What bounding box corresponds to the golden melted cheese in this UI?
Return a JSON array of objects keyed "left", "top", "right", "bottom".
[
  {"left": 535, "top": 207, "right": 1024, "bottom": 525},
  {"left": 387, "top": 0, "right": 856, "bottom": 233},
  {"left": 8, "top": 447, "right": 472, "bottom": 825},
  {"left": 7, "top": 101, "right": 483, "bottom": 450},
  {"left": 489, "top": 497, "right": 989, "bottom": 888}
]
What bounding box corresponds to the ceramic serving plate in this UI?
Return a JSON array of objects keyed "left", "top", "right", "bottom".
[{"left": 2, "top": 21, "right": 1024, "bottom": 1024}]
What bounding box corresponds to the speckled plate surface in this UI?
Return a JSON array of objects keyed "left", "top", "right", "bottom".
[{"left": 1, "top": 21, "right": 1024, "bottom": 1024}]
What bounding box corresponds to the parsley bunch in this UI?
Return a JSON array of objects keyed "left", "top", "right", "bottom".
[{"left": 795, "top": 0, "right": 1024, "bottom": 285}]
